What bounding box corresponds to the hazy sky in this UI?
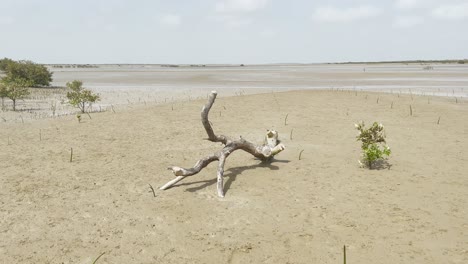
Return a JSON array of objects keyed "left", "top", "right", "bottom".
[{"left": 1, "top": 0, "right": 467, "bottom": 64}]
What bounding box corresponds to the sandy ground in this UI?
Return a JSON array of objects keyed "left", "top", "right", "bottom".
[{"left": 1, "top": 87, "right": 467, "bottom": 263}]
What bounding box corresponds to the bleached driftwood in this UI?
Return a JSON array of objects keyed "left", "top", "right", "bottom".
[{"left": 160, "top": 91, "right": 285, "bottom": 197}]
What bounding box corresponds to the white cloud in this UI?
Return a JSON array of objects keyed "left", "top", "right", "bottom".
[
  {"left": 393, "top": 16, "right": 424, "bottom": 28},
  {"left": 312, "top": 6, "right": 381, "bottom": 22},
  {"left": 216, "top": 0, "right": 269, "bottom": 13},
  {"left": 159, "top": 14, "right": 181, "bottom": 26},
  {"left": 395, "top": 0, "right": 423, "bottom": 9},
  {"left": 432, "top": 3, "right": 468, "bottom": 20}
]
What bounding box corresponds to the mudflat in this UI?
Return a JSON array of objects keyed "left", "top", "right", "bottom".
[{"left": 1, "top": 84, "right": 467, "bottom": 262}]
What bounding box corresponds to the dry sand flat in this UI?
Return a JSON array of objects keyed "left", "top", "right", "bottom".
[{"left": 1, "top": 90, "right": 467, "bottom": 263}]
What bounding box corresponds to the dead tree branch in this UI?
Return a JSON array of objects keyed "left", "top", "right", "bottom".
[{"left": 160, "top": 91, "right": 285, "bottom": 197}]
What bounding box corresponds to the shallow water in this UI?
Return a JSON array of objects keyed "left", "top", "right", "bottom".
[{"left": 50, "top": 63, "right": 468, "bottom": 98}]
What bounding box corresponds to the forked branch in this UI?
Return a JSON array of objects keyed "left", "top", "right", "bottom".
[{"left": 160, "top": 91, "right": 285, "bottom": 197}]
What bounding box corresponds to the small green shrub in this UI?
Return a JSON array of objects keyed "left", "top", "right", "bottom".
[
  {"left": 66, "top": 80, "right": 100, "bottom": 113},
  {"left": 355, "top": 121, "right": 391, "bottom": 169},
  {"left": 0, "top": 76, "right": 32, "bottom": 111}
]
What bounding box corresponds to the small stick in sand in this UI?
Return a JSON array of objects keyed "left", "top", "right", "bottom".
[
  {"left": 290, "top": 129, "right": 293, "bottom": 140},
  {"left": 343, "top": 245, "right": 347, "bottom": 264},
  {"left": 437, "top": 116, "right": 441, "bottom": 125},
  {"left": 148, "top": 184, "right": 156, "bottom": 197},
  {"left": 410, "top": 105, "right": 413, "bottom": 116},
  {"left": 70, "top": 148, "right": 73, "bottom": 162},
  {"left": 284, "top": 114, "right": 289, "bottom": 126},
  {"left": 92, "top": 252, "right": 105, "bottom": 264},
  {"left": 299, "top": 149, "right": 304, "bottom": 160}
]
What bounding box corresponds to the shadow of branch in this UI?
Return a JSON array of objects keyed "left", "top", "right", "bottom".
[{"left": 171, "top": 159, "right": 290, "bottom": 194}]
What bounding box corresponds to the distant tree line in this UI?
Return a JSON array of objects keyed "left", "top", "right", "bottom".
[
  {"left": 51, "top": 64, "right": 98, "bottom": 68},
  {"left": 0, "top": 58, "right": 53, "bottom": 111}
]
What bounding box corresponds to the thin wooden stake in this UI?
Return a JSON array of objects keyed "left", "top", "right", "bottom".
[
  {"left": 437, "top": 116, "right": 441, "bottom": 125},
  {"left": 92, "top": 252, "right": 106, "bottom": 264},
  {"left": 290, "top": 129, "right": 293, "bottom": 140},
  {"left": 343, "top": 245, "right": 347, "bottom": 264},
  {"left": 70, "top": 148, "right": 73, "bottom": 162},
  {"left": 284, "top": 113, "right": 289, "bottom": 126},
  {"left": 410, "top": 105, "right": 413, "bottom": 116},
  {"left": 376, "top": 97, "right": 379, "bottom": 104},
  {"left": 148, "top": 184, "right": 156, "bottom": 197},
  {"left": 299, "top": 149, "right": 304, "bottom": 160}
]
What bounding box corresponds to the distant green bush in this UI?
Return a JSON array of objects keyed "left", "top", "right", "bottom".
[
  {"left": 0, "top": 58, "right": 15, "bottom": 72},
  {"left": 0, "top": 82, "right": 8, "bottom": 110},
  {"left": 0, "top": 58, "right": 53, "bottom": 87}
]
